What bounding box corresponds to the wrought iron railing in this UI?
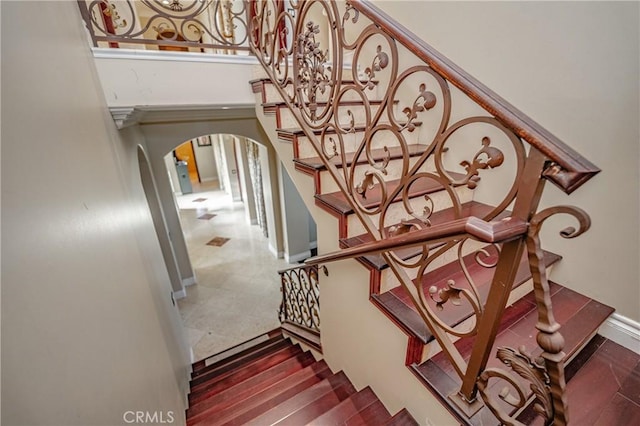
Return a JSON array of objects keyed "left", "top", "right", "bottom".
[
  {"left": 278, "top": 264, "right": 326, "bottom": 352},
  {"left": 77, "top": 0, "right": 250, "bottom": 52},
  {"left": 250, "top": 1, "right": 599, "bottom": 424}
]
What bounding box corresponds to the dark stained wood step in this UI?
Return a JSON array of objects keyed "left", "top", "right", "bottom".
[
  {"left": 243, "top": 372, "right": 354, "bottom": 426},
  {"left": 263, "top": 99, "right": 397, "bottom": 128},
  {"left": 372, "top": 249, "right": 561, "bottom": 344},
  {"left": 522, "top": 338, "right": 640, "bottom": 425},
  {"left": 191, "top": 333, "right": 284, "bottom": 379},
  {"left": 186, "top": 351, "right": 316, "bottom": 420},
  {"left": 295, "top": 144, "right": 429, "bottom": 172},
  {"left": 194, "top": 361, "right": 333, "bottom": 426},
  {"left": 294, "top": 144, "right": 430, "bottom": 194},
  {"left": 189, "top": 343, "right": 304, "bottom": 401},
  {"left": 340, "top": 201, "right": 500, "bottom": 270},
  {"left": 315, "top": 171, "right": 466, "bottom": 217},
  {"left": 410, "top": 282, "right": 615, "bottom": 425},
  {"left": 250, "top": 77, "right": 377, "bottom": 104},
  {"left": 344, "top": 400, "right": 392, "bottom": 425},
  {"left": 189, "top": 337, "right": 290, "bottom": 388},
  {"left": 306, "top": 386, "right": 378, "bottom": 425},
  {"left": 272, "top": 380, "right": 356, "bottom": 425}
]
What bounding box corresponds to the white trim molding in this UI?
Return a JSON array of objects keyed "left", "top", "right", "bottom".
[
  {"left": 92, "top": 47, "right": 259, "bottom": 65},
  {"left": 599, "top": 313, "right": 640, "bottom": 354},
  {"left": 173, "top": 289, "right": 187, "bottom": 300},
  {"left": 182, "top": 276, "right": 196, "bottom": 287},
  {"left": 268, "top": 243, "right": 284, "bottom": 259}
]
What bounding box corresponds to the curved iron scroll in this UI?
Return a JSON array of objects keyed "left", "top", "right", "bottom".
[
  {"left": 278, "top": 264, "right": 326, "bottom": 333},
  {"left": 77, "top": 0, "right": 250, "bottom": 51},
  {"left": 251, "top": 1, "right": 597, "bottom": 424}
]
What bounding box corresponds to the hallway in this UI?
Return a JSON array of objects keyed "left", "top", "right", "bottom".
[{"left": 175, "top": 180, "right": 294, "bottom": 361}]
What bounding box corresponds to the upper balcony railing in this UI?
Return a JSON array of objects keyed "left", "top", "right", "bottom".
[{"left": 77, "top": 0, "right": 250, "bottom": 53}]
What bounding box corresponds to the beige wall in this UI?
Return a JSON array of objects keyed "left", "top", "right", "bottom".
[
  {"left": 93, "top": 53, "right": 256, "bottom": 107},
  {"left": 1, "top": 1, "right": 190, "bottom": 424},
  {"left": 372, "top": 0, "right": 640, "bottom": 320}
]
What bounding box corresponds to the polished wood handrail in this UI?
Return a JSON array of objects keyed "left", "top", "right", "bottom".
[
  {"left": 306, "top": 216, "right": 527, "bottom": 266},
  {"left": 349, "top": 0, "right": 599, "bottom": 194}
]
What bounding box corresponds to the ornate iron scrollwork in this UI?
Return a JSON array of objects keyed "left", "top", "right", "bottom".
[
  {"left": 78, "top": 0, "right": 249, "bottom": 50},
  {"left": 250, "top": 2, "right": 596, "bottom": 424},
  {"left": 278, "top": 264, "right": 326, "bottom": 332}
]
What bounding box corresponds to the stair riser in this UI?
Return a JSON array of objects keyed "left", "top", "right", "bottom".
[
  {"left": 189, "top": 346, "right": 303, "bottom": 399},
  {"left": 209, "top": 365, "right": 333, "bottom": 426},
  {"left": 341, "top": 186, "right": 474, "bottom": 238},
  {"left": 261, "top": 83, "right": 381, "bottom": 106},
  {"left": 271, "top": 102, "right": 392, "bottom": 130},
  {"left": 316, "top": 155, "right": 440, "bottom": 195},
  {"left": 187, "top": 353, "right": 316, "bottom": 419},
  {"left": 191, "top": 335, "right": 285, "bottom": 380},
  {"left": 293, "top": 128, "right": 424, "bottom": 160},
  {"left": 189, "top": 339, "right": 291, "bottom": 388}
]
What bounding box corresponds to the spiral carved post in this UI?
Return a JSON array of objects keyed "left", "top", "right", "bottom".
[{"left": 525, "top": 206, "right": 591, "bottom": 425}]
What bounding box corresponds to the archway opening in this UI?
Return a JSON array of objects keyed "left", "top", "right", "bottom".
[{"left": 165, "top": 133, "right": 305, "bottom": 361}]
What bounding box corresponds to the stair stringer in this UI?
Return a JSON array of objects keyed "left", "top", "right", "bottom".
[{"left": 254, "top": 95, "right": 459, "bottom": 426}]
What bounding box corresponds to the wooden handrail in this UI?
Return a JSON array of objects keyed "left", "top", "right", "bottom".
[
  {"left": 306, "top": 216, "right": 527, "bottom": 266},
  {"left": 349, "top": 0, "right": 600, "bottom": 194}
]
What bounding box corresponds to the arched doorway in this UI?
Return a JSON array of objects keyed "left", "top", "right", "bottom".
[{"left": 166, "top": 133, "right": 292, "bottom": 360}]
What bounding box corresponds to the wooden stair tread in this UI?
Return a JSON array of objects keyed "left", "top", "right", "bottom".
[
  {"left": 339, "top": 201, "right": 500, "bottom": 270},
  {"left": 189, "top": 337, "right": 291, "bottom": 389},
  {"left": 186, "top": 332, "right": 419, "bottom": 426},
  {"left": 307, "top": 386, "right": 378, "bottom": 425},
  {"left": 279, "top": 121, "right": 423, "bottom": 145},
  {"left": 187, "top": 351, "right": 316, "bottom": 418},
  {"left": 250, "top": 77, "right": 376, "bottom": 90},
  {"left": 188, "top": 361, "right": 332, "bottom": 426},
  {"left": 344, "top": 400, "right": 391, "bottom": 425},
  {"left": 371, "top": 249, "right": 560, "bottom": 344},
  {"left": 191, "top": 333, "right": 285, "bottom": 380},
  {"left": 294, "top": 143, "right": 429, "bottom": 171},
  {"left": 410, "top": 282, "right": 615, "bottom": 425},
  {"left": 518, "top": 337, "right": 640, "bottom": 425},
  {"left": 243, "top": 372, "right": 353, "bottom": 426},
  {"left": 263, "top": 98, "right": 393, "bottom": 111},
  {"left": 189, "top": 343, "right": 304, "bottom": 401},
  {"left": 191, "top": 332, "right": 283, "bottom": 375},
  {"left": 315, "top": 171, "right": 466, "bottom": 216}
]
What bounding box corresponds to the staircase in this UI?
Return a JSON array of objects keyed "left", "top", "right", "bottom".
[
  {"left": 186, "top": 331, "right": 418, "bottom": 425},
  {"left": 246, "top": 1, "right": 624, "bottom": 425}
]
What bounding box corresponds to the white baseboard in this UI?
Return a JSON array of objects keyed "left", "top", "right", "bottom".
[
  {"left": 309, "top": 240, "right": 318, "bottom": 250},
  {"left": 182, "top": 276, "right": 196, "bottom": 287},
  {"left": 173, "top": 289, "right": 187, "bottom": 300},
  {"left": 599, "top": 313, "right": 640, "bottom": 355},
  {"left": 200, "top": 177, "right": 218, "bottom": 183},
  {"left": 268, "top": 243, "right": 284, "bottom": 259},
  {"left": 286, "top": 250, "right": 312, "bottom": 264}
]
